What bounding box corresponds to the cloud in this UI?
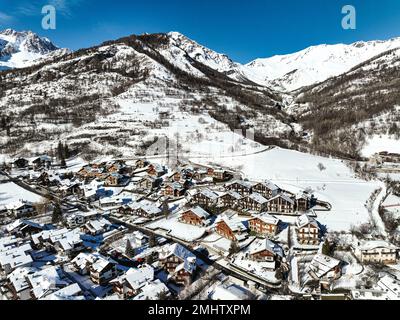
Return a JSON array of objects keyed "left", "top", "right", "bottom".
[
  {"left": 0, "top": 11, "right": 13, "bottom": 25},
  {"left": 48, "top": 0, "right": 84, "bottom": 17}
]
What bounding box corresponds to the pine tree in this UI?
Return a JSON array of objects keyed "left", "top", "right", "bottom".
[
  {"left": 322, "top": 239, "right": 331, "bottom": 256},
  {"left": 52, "top": 203, "right": 63, "bottom": 224},
  {"left": 229, "top": 241, "right": 240, "bottom": 255},
  {"left": 162, "top": 200, "right": 170, "bottom": 218},
  {"left": 125, "top": 239, "right": 135, "bottom": 258},
  {"left": 148, "top": 234, "right": 157, "bottom": 248}
]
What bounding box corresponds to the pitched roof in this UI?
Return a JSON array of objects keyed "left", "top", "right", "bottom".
[
  {"left": 184, "top": 206, "right": 210, "bottom": 219},
  {"left": 296, "top": 214, "right": 319, "bottom": 229},
  {"left": 252, "top": 213, "right": 280, "bottom": 226},
  {"left": 249, "top": 239, "right": 284, "bottom": 257}
]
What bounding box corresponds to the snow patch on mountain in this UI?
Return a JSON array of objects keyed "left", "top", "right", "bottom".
[
  {"left": 0, "top": 29, "right": 60, "bottom": 69},
  {"left": 244, "top": 38, "right": 400, "bottom": 91}
]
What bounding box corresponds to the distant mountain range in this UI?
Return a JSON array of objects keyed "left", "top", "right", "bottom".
[{"left": 1, "top": 29, "right": 399, "bottom": 159}]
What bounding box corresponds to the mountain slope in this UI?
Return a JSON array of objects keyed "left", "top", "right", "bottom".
[
  {"left": 0, "top": 29, "right": 60, "bottom": 70},
  {"left": 243, "top": 38, "right": 400, "bottom": 91},
  {"left": 293, "top": 47, "right": 400, "bottom": 158},
  {"left": 0, "top": 32, "right": 295, "bottom": 159}
]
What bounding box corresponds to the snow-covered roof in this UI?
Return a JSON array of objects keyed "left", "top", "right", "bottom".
[
  {"left": 252, "top": 212, "right": 280, "bottom": 226},
  {"left": 0, "top": 243, "right": 33, "bottom": 270},
  {"left": 247, "top": 192, "right": 268, "bottom": 204},
  {"left": 27, "top": 266, "right": 69, "bottom": 299},
  {"left": 5, "top": 200, "right": 34, "bottom": 211},
  {"left": 41, "top": 283, "right": 85, "bottom": 301},
  {"left": 268, "top": 193, "right": 295, "bottom": 205},
  {"left": 227, "top": 180, "right": 254, "bottom": 189},
  {"left": 199, "top": 188, "right": 219, "bottom": 200},
  {"left": 220, "top": 190, "right": 242, "bottom": 200},
  {"left": 210, "top": 284, "right": 251, "bottom": 300},
  {"left": 85, "top": 218, "right": 111, "bottom": 233},
  {"left": 358, "top": 240, "right": 399, "bottom": 251},
  {"left": 118, "top": 265, "right": 155, "bottom": 290},
  {"left": 32, "top": 228, "right": 83, "bottom": 251},
  {"left": 254, "top": 180, "right": 279, "bottom": 191},
  {"left": 307, "top": 254, "right": 341, "bottom": 279},
  {"left": 183, "top": 206, "right": 210, "bottom": 219},
  {"left": 215, "top": 214, "right": 247, "bottom": 233},
  {"left": 7, "top": 267, "right": 37, "bottom": 293},
  {"left": 296, "top": 214, "right": 319, "bottom": 229},
  {"left": 5, "top": 219, "right": 44, "bottom": 233},
  {"left": 133, "top": 279, "right": 169, "bottom": 300},
  {"left": 249, "top": 239, "right": 284, "bottom": 257},
  {"left": 160, "top": 243, "right": 197, "bottom": 273},
  {"left": 377, "top": 275, "right": 400, "bottom": 300}
]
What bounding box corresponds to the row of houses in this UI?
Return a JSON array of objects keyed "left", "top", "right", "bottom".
[{"left": 190, "top": 182, "right": 313, "bottom": 215}]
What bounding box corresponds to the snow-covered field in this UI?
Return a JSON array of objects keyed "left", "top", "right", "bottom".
[
  {"left": 191, "top": 147, "right": 382, "bottom": 232},
  {"left": 146, "top": 214, "right": 207, "bottom": 242},
  {"left": 0, "top": 182, "right": 44, "bottom": 205},
  {"left": 361, "top": 134, "right": 400, "bottom": 157}
]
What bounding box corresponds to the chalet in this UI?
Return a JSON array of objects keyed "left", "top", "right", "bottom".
[
  {"left": 77, "top": 165, "right": 106, "bottom": 180},
  {"left": 193, "top": 168, "right": 208, "bottom": 180},
  {"left": 111, "top": 264, "right": 155, "bottom": 299},
  {"left": 13, "top": 158, "right": 29, "bottom": 169},
  {"left": 66, "top": 211, "right": 101, "bottom": 228},
  {"left": 136, "top": 176, "right": 160, "bottom": 191},
  {"left": 296, "top": 193, "right": 311, "bottom": 212},
  {"left": 32, "top": 155, "right": 52, "bottom": 170},
  {"left": 252, "top": 181, "right": 279, "bottom": 199},
  {"left": 135, "top": 159, "right": 149, "bottom": 169},
  {"left": 37, "top": 171, "right": 62, "bottom": 187},
  {"left": 0, "top": 243, "right": 33, "bottom": 275},
  {"left": 239, "top": 193, "right": 268, "bottom": 212},
  {"left": 179, "top": 206, "right": 211, "bottom": 227},
  {"left": 248, "top": 213, "right": 280, "bottom": 237},
  {"left": 215, "top": 215, "right": 248, "bottom": 242},
  {"left": 106, "top": 161, "right": 125, "bottom": 174},
  {"left": 164, "top": 182, "right": 185, "bottom": 198},
  {"left": 247, "top": 239, "right": 284, "bottom": 269},
  {"left": 226, "top": 180, "right": 254, "bottom": 196},
  {"left": 132, "top": 280, "right": 170, "bottom": 300},
  {"left": 26, "top": 266, "right": 69, "bottom": 300},
  {"left": 304, "top": 254, "right": 342, "bottom": 289},
  {"left": 72, "top": 253, "right": 118, "bottom": 286},
  {"left": 355, "top": 241, "right": 398, "bottom": 265},
  {"left": 191, "top": 188, "right": 219, "bottom": 208},
  {"left": 105, "top": 173, "right": 128, "bottom": 187},
  {"left": 218, "top": 191, "right": 242, "bottom": 208},
  {"left": 41, "top": 283, "right": 85, "bottom": 300},
  {"left": 296, "top": 214, "right": 321, "bottom": 245},
  {"left": 6, "top": 219, "right": 48, "bottom": 237},
  {"left": 82, "top": 218, "right": 112, "bottom": 236},
  {"left": 167, "top": 171, "right": 182, "bottom": 183},
  {"left": 31, "top": 228, "right": 84, "bottom": 257},
  {"left": 6, "top": 201, "right": 35, "bottom": 218},
  {"left": 147, "top": 164, "right": 167, "bottom": 177},
  {"left": 58, "top": 183, "right": 84, "bottom": 198},
  {"left": 213, "top": 169, "right": 225, "bottom": 180},
  {"left": 130, "top": 201, "right": 162, "bottom": 218},
  {"left": 266, "top": 194, "right": 295, "bottom": 214},
  {"left": 207, "top": 167, "right": 215, "bottom": 177},
  {"left": 159, "top": 243, "right": 197, "bottom": 286}
]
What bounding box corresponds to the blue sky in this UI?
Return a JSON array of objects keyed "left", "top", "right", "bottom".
[{"left": 1, "top": 0, "right": 400, "bottom": 63}]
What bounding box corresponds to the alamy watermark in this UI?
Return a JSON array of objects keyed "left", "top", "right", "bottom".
[
  {"left": 42, "top": 5, "right": 56, "bottom": 30},
  {"left": 342, "top": 5, "right": 356, "bottom": 30}
]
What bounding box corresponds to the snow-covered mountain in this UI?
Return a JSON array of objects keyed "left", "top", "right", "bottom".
[
  {"left": 0, "top": 32, "right": 292, "bottom": 159},
  {"left": 243, "top": 38, "right": 400, "bottom": 91},
  {"left": 0, "top": 29, "right": 59, "bottom": 70}
]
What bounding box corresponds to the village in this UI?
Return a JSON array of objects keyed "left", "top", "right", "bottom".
[{"left": 0, "top": 152, "right": 400, "bottom": 301}]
